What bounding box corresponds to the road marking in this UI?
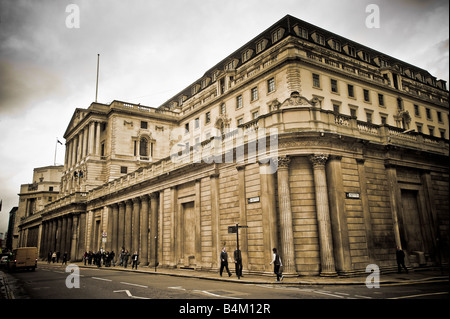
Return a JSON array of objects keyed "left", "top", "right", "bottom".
[
  {"left": 388, "top": 291, "right": 448, "bottom": 299},
  {"left": 168, "top": 286, "right": 186, "bottom": 290},
  {"left": 92, "top": 277, "right": 112, "bottom": 282},
  {"left": 382, "top": 279, "right": 448, "bottom": 286},
  {"left": 120, "top": 281, "right": 148, "bottom": 288},
  {"left": 114, "top": 289, "right": 150, "bottom": 299},
  {"left": 193, "top": 290, "right": 241, "bottom": 299},
  {"left": 354, "top": 295, "right": 373, "bottom": 299}
]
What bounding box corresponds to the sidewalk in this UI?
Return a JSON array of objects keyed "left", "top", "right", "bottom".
[{"left": 43, "top": 261, "right": 449, "bottom": 286}]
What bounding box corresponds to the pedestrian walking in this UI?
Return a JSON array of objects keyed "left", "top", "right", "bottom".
[
  {"left": 234, "top": 248, "right": 243, "bottom": 279},
  {"left": 123, "top": 250, "right": 130, "bottom": 268},
  {"left": 47, "top": 251, "right": 52, "bottom": 264},
  {"left": 270, "top": 248, "right": 283, "bottom": 281},
  {"left": 110, "top": 251, "right": 115, "bottom": 267},
  {"left": 219, "top": 247, "right": 232, "bottom": 277},
  {"left": 131, "top": 251, "right": 139, "bottom": 269},
  {"left": 62, "top": 252, "right": 68, "bottom": 265},
  {"left": 52, "top": 251, "right": 57, "bottom": 263},
  {"left": 396, "top": 246, "right": 408, "bottom": 274},
  {"left": 83, "top": 251, "right": 88, "bottom": 265}
]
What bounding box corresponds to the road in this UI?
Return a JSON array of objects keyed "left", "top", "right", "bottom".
[{"left": 4, "top": 263, "right": 448, "bottom": 301}]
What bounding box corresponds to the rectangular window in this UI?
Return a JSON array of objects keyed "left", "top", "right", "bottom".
[
  {"left": 185, "top": 123, "right": 190, "bottom": 133},
  {"left": 437, "top": 111, "right": 442, "bottom": 122},
  {"left": 347, "top": 84, "right": 354, "bottom": 97},
  {"left": 140, "top": 121, "right": 148, "bottom": 129},
  {"left": 350, "top": 108, "right": 357, "bottom": 118},
  {"left": 331, "top": 79, "right": 338, "bottom": 93},
  {"left": 426, "top": 108, "right": 432, "bottom": 120},
  {"left": 417, "top": 124, "right": 423, "bottom": 133},
  {"left": 333, "top": 104, "right": 340, "bottom": 114},
  {"left": 414, "top": 104, "right": 420, "bottom": 116},
  {"left": 363, "top": 89, "right": 370, "bottom": 102},
  {"left": 366, "top": 112, "right": 373, "bottom": 123},
  {"left": 237, "top": 118, "right": 244, "bottom": 126},
  {"left": 251, "top": 87, "right": 258, "bottom": 101},
  {"left": 120, "top": 166, "right": 128, "bottom": 174},
  {"left": 252, "top": 110, "right": 259, "bottom": 119},
  {"left": 428, "top": 126, "right": 434, "bottom": 136},
  {"left": 205, "top": 111, "right": 211, "bottom": 124},
  {"left": 220, "top": 103, "right": 226, "bottom": 115},
  {"left": 272, "top": 28, "right": 282, "bottom": 43},
  {"left": 267, "top": 78, "right": 275, "bottom": 93},
  {"left": 313, "top": 73, "right": 320, "bottom": 88},
  {"left": 381, "top": 115, "right": 387, "bottom": 125},
  {"left": 236, "top": 95, "right": 243, "bottom": 109},
  {"left": 378, "top": 94, "right": 384, "bottom": 106},
  {"left": 195, "top": 117, "right": 200, "bottom": 129}
]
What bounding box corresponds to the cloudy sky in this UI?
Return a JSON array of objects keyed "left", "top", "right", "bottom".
[{"left": 0, "top": 0, "right": 448, "bottom": 235}]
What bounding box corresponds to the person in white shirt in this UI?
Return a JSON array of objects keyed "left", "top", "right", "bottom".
[{"left": 270, "top": 247, "right": 284, "bottom": 281}]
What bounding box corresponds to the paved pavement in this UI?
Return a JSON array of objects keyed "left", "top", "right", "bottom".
[{"left": 2, "top": 261, "right": 448, "bottom": 299}]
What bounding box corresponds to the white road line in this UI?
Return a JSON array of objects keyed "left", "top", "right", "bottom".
[
  {"left": 92, "top": 277, "right": 112, "bottom": 282},
  {"left": 388, "top": 291, "right": 448, "bottom": 299},
  {"left": 120, "top": 281, "right": 148, "bottom": 288},
  {"left": 193, "top": 290, "right": 241, "bottom": 299},
  {"left": 168, "top": 286, "right": 186, "bottom": 290},
  {"left": 354, "top": 295, "right": 373, "bottom": 299},
  {"left": 312, "top": 290, "right": 346, "bottom": 298}
]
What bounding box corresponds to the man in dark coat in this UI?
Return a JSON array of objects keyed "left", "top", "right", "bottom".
[
  {"left": 220, "top": 247, "right": 232, "bottom": 277},
  {"left": 396, "top": 246, "right": 408, "bottom": 273},
  {"left": 234, "top": 248, "right": 243, "bottom": 279}
]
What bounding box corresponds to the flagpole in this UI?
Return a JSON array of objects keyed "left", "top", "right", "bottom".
[
  {"left": 54, "top": 138, "right": 58, "bottom": 166},
  {"left": 95, "top": 53, "right": 100, "bottom": 102}
]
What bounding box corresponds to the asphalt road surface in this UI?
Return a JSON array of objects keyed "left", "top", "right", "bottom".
[{"left": 5, "top": 263, "right": 448, "bottom": 301}]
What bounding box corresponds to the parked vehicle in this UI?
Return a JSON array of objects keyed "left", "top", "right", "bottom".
[
  {"left": 0, "top": 255, "right": 9, "bottom": 268},
  {"left": 7, "top": 247, "right": 38, "bottom": 271}
]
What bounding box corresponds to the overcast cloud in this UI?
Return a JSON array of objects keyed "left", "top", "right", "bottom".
[{"left": 0, "top": 0, "right": 448, "bottom": 235}]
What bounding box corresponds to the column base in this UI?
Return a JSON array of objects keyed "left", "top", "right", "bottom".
[{"left": 320, "top": 271, "right": 338, "bottom": 277}]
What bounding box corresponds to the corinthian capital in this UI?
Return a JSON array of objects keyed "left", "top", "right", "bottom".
[
  {"left": 276, "top": 156, "right": 291, "bottom": 169},
  {"left": 308, "top": 153, "right": 329, "bottom": 167}
]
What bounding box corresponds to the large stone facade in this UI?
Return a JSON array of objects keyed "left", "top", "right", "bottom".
[{"left": 16, "top": 15, "right": 449, "bottom": 276}]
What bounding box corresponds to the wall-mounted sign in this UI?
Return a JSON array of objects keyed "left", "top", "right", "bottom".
[
  {"left": 247, "top": 196, "right": 260, "bottom": 204},
  {"left": 346, "top": 192, "right": 360, "bottom": 199}
]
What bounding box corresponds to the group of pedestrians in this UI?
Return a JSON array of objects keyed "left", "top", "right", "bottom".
[
  {"left": 47, "top": 251, "right": 69, "bottom": 265},
  {"left": 82, "top": 248, "right": 139, "bottom": 269},
  {"left": 219, "top": 246, "right": 284, "bottom": 281}
]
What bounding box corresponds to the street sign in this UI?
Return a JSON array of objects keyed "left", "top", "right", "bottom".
[{"left": 228, "top": 226, "right": 238, "bottom": 234}]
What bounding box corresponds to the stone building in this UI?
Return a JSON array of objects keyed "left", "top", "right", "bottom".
[
  {"left": 17, "top": 15, "right": 448, "bottom": 276},
  {"left": 13, "top": 165, "right": 63, "bottom": 250}
]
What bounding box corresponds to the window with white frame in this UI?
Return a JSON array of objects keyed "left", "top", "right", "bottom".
[{"left": 251, "top": 87, "right": 258, "bottom": 101}]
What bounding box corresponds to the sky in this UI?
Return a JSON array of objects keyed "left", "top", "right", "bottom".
[{"left": 0, "top": 0, "right": 448, "bottom": 236}]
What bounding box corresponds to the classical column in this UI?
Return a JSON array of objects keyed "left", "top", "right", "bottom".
[
  {"left": 140, "top": 195, "right": 150, "bottom": 266},
  {"left": 326, "top": 155, "right": 352, "bottom": 274},
  {"left": 386, "top": 164, "right": 402, "bottom": 249},
  {"left": 210, "top": 174, "right": 220, "bottom": 270},
  {"left": 106, "top": 205, "right": 113, "bottom": 251},
  {"left": 70, "top": 214, "right": 79, "bottom": 261},
  {"left": 125, "top": 200, "right": 133, "bottom": 251},
  {"left": 112, "top": 203, "right": 119, "bottom": 255},
  {"left": 309, "top": 154, "right": 337, "bottom": 276},
  {"left": 276, "top": 156, "right": 296, "bottom": 274},
  {"left": 236, "top": 165, "right": 248, "bottom": 272},
  {"left": 88, "top": 122, "right": 95, "bottom": 156},
  {"left": 132, "top": 197, "right": 141, "bottom": 253},
  {"left": 56, "top": 217, "right": 63, "bottom": 254},
  {"left": 259, "top": 160, "right": 278, "bottom": 272},
  {"left": 49, "top": 219, "right": 56, "bottom": 252},
  {"left": 95, "top": 122, "right": 101, "bottom": 156},
  {"left": 118, "top": 202, "right": 125, "bottom": 250},
  {"left": 149, "top": 192, "right": 159, "bottom": 267},
  {"left": 65, "top": 215, "right": 73, "bottom": 255},
  {"left": 77, "top": 212, "right": 86, "bottom": 259}
]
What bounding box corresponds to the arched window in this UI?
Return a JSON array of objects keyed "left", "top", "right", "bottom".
[{"left": 139, "top": 137, "right": 148, "bottom": 157}]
